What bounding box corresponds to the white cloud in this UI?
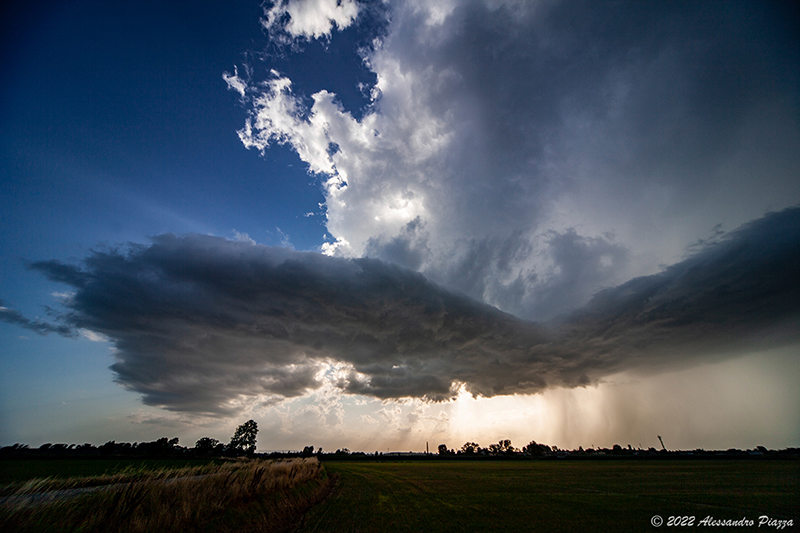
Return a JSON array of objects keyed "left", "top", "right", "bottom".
[
  {"left": 222, "top": 66, "right": 247, "bottom": 98},
  {"left": 275, "top": 227, "right": 293, "bottom": 248},
  {"left": 79, "top": 329, "right": 109, "bottom": 343},
  {"left": 237, "top": 73, "right": 340, "bottom": 176},
  {"left": 51, "top": 291, "right": 75, "bottom": 300},
  {"left": 262, "top": 0, "right": 360, "bottom": 40},
  {"left": 232, "top": 230, "right": 256, "bottom": 245}
]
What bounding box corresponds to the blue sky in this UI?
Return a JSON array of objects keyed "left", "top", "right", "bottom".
[{"left": 2, "top": 0, "right": 799, "bottom": 452}]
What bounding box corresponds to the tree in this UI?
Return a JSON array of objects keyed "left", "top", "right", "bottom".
[
  {"left": 195, "top": 437, "right": 220, "bottom": 455},
  {"left": 229, "top": 420, "right": 258, "bottom": 455},
  {"left": 523, "top": 440, "right": 552, "bottom": 456},
  {"left": 99, "top": 440, "right": 116, "bottom": 455},
  {"left": 460, "top": 442, "right": 480, "bottom": 454},
  {"left": 487, "top": 440, "right": 514, "bottom": 455}
]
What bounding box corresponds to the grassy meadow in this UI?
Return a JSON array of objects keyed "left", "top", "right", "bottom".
[
  {"left": 0, "top": 458, "right": 331, "bottom": 533},
  {"left": 297, "top": 460, "right": 799, "bottom": 533}
]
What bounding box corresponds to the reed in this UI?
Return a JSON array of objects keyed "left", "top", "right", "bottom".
[{"left": 1, "top": 458, "right": 332, "bottom": 533}]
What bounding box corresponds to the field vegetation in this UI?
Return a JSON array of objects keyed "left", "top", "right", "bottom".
[
  {"left": 0, "top": 458, "right": 226, "bottom": 489},
  {"left": 2, "top": 450, "right": 797, "bottom": 532},
  {"left": 298, "top": 460, "right": 799, "bottom": 533},
  {"left": 0, "top": 457, "right": 331, "bottom": 533}
]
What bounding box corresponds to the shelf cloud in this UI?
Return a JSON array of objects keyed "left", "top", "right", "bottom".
[{"left": 6, "top": 207, "right": 797, "bottom": 415}]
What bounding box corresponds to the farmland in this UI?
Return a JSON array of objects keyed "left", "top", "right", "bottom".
[
  {"left": 1, "top": 457, "right": 797, "bottom": 532},
  {"left": 298, "top": 460, "right": 799, "bottom": 532}
]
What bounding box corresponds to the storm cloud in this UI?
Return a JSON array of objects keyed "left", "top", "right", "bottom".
[
  {"left": 227, "top": 0, "right": 800, "bottom": 322},
  {"left": 7, "top": 207, "right": 798, "bottom": 415},
  {"left": 0, "top": 300, "right": 75, "bottom": 337}
]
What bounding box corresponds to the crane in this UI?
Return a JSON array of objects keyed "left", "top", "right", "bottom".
[{"left": 658, "top": 435, "right": 667, "bottom": 451}]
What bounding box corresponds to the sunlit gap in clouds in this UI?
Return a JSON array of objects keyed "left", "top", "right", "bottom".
[
  {"left": 217, "top": 344, "right": 799, "bottom": 454},
  {"left": 448, "top": 347, "right": 800, "bottom": 452}
]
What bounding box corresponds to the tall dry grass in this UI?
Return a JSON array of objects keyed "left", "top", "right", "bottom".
[
  {"left": 0, "top": 457, "right": 332, "bottom": 533},
  {"left": 0, "top": 461, "right": 227, "bottom": 498}
]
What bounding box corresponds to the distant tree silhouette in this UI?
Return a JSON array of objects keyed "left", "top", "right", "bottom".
[
  {"left": 460, "top": 442, "right": 480, "bottom": 454},
  {"left": 487, "top": 439, "right": 515, "bottom": 455},
  {"left": 523, "top": 440, "right": 551, "bottom": 456},
  {"left": 195, "top": 437, "right": 220, "bottom": 455},
  {"left": 99, "top": 440, "right": 115, "bottom": 455},
  {"left": 229, "top": 420, "right": 258, "bottom": 455}
]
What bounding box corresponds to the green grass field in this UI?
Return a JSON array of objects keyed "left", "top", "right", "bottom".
[{"left": 297, "top": 460, "right": 799, "bottom": 533}]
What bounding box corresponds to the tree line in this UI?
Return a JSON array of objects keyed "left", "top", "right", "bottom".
[
  {"left": 0, "top": 420, "right": 259, "bottom": 459},
  {"left": 3, "top": 423, "right": 797, "bottom": 460},
  {"left": 437, "top": 439, "right": 553, "bottom": 456}
]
